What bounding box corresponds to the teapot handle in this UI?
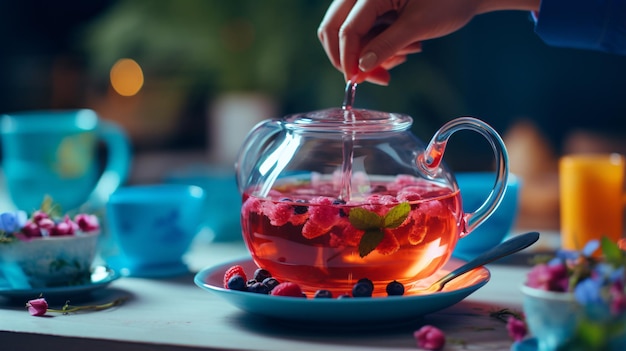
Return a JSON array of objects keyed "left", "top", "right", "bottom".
[
  {"left": 417, "top": 117, "right": 509, "bottom": 235},
  {"left": 235, "top": 119, "right": 283, "bottom": 194}
]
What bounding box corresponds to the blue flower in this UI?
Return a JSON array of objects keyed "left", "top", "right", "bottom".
[
  {"left": 0, "top": 211, "right": 27, "bottom": 233},
  {"left": 575, "top": 277, "right": 605, "bottom": 305}
]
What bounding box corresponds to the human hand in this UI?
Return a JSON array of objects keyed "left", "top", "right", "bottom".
[{"left": 318, "top": 0, "right": 540, "bottom": 85}]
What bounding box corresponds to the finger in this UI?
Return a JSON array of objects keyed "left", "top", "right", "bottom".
[
  {"left": 379, "top": 55, "right": 407, "bottom": 70},
  {"left": 358, "top": 17, "right": 423, "bottom": 72},
  {"left": 339, "top": 1, "right": 395, "bottom": 81},
  {"left": 318, "top": 0, "right": 357, "bottom": 72}
]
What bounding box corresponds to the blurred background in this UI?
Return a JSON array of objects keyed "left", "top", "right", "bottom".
[{"left": 1, "top": 0, "right": 626, "bottom": 229}]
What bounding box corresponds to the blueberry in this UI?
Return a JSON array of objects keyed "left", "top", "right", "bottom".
[
  {"left": 386, "top": 280, "right": 405, "bottom": 296},
  {"left": 253, "top": 268, "right": 272, "bottom": 282},
  {"left": 246, "top": 279, "right": 257, "bottom": 287},
  {"left": 337, "top": 293, "right": 351, "bottom": 299},
  {"left": 333, "top": 199, "right": 348, "bottom": 217},
  {"left": 352, "top": 281, "right": 373, "bottom": 297},
  {"left": 314, "top": 289, "right": 333, "bottom": 298},
  {"left": 293, "top": 199, "right": 308, "bottom": 214},
  {"left": 247, "top": 282, "right": 270, "bottom": 294},
  {"left": 262, "top": 277, "right": 280, "bottom": 291},
  {"left": 227, "top": 275, "right": 247, "bottom": 291},
  {"left": 357, "top": 278, "right": 374, "bottom": 291}
]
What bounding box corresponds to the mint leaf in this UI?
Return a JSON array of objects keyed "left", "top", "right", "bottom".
[
  {"left": 601, "top": 236, "right": 624, "bottom": 267},
  {"left": 349, "top": 207, "right": 382, "bottom": 230},
  {"left": 358, "top": 229, "right": 384, "bottom": 257},
  {"left": 383, "top": 202, "right": 411, "bottom": 229}
]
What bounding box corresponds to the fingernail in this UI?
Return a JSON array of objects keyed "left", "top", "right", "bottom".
[{"left": 358, "top": 52, "right": 378, "bottom": 72}]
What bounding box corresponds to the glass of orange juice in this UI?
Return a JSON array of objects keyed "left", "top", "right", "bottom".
[{"left": 559, "top": 153, "right": 625, "bottom": 251}]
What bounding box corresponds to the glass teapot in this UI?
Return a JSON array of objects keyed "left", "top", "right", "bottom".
[{"left": 236, "top": 84, "right": 508, "bottom": 296}]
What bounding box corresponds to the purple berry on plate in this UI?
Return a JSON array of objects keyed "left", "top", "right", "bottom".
[
  {"left": 386, "top": 280, "right": 405, "bottom": 296},
  {"left": 253, "top": 268, "right": 272, "bottom": 282},
  {"left": 227, "top": 275, "right": 247, "bottom": 291},
  {"left": 314, "top": 289, "right": 333, "bottom": 298},
  {"left": 337, "top": 293, "right": 351, "bottom": 299},
  {"left": 248, "top": 282, "right": 270, "bottom": 294},
  {"left": 352, "top": 281, "right": 373, "bottom": 297},
  {"left": 262, "top": 277, "right": 280, "bottom": 291}
]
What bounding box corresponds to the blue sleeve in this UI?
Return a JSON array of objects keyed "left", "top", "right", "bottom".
[{"left": 533, "top": 0, "right": 626, "bottom": 55}]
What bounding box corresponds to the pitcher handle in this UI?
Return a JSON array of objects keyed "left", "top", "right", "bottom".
[
  {"left": 417, "top": 117, "right": 509, "bottom": 235},
  {"left": 85, "top": 119, "right": 132, "bottom": 210}
]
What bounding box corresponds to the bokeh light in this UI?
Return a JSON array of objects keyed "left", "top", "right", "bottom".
[{"left": 110, "top": 58, "right": 144, "bottom": 96}]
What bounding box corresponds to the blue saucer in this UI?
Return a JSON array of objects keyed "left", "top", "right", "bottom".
[
  {"left": 0, "top": 265, "right": 120, "bottom": 300},
  {"left": 107, "top": 256, "right": 190, "bottom": 278},
  {"left": 195, "top": 257, "right": 490, "bottom": 326},
  {"left": 511, "top": 338, "right": 538, "bottom": 351}
]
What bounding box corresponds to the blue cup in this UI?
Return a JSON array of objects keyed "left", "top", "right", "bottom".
[
  {"left": 0, "top": 109, "right": 131, "bottom": 212},
  {"left": 164, "top": 166, "right": 242, "bottom": 242},
  {"left": 453, "top": 172, "right": 521, "bottom": 260},
  {"left": 105, "top": 184, "right": 205, "bottom": 277}
]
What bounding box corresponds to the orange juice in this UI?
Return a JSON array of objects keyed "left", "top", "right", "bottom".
[
  {"left": 241, "top": 176, "right": 464, "bottom": 296},
  {"left": 560, "top": 154, "right": 625, "bottom": 251}
]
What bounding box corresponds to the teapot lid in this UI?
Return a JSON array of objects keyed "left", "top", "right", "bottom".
[{"left": 283, "top": 107, "right": 413, "bottom": 133}]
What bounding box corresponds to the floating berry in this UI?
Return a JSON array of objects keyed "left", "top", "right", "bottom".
[
  {"left": 223, "top": 265, "right": 247, "bottom": 288},
  {"left": 293, "top": 199, "right": 308, "bottom": 215},
  {"left": 271, "top": 282, "right": 305, "bottom": 298},
  {"left": 386, "top": 280, "right": 405, "bottom": 296},
  {"left": 314, "top": 289, "right": 333, "bottom": 298},
  {"left": 262, "top": 277, "right": 280, "bottom": 291},
  {"left": 352, "top": 281, "right": 373, "bottom": 297},
  {"left": 227, "top": 275, "right": 247, "bottom": 291},
  {"left": 253, "top": 268, "right": 272, "bottom": 282}
]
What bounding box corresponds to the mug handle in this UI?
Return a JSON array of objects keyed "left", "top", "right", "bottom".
[
  {"left": 416, "top": 117, "right": 509, "bottom": 236},
  {"left": 85, "top": 120, "right": 132, "bottom": 210}
]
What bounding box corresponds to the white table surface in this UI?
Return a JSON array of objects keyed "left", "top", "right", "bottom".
[{"left": 0, "top": 230, "right": 560, "bottom": 351}]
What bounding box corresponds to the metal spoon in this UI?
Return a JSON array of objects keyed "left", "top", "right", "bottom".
[{"left": 411, "top": 231, "right": 540, "bottom": 294}]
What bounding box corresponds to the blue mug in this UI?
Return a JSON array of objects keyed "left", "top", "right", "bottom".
[
  {"left": 105, "top": 184, "right": 205, "bottom": 277},
  {"left": 0, "top": 109, "right": 131, "bottom": 212}
]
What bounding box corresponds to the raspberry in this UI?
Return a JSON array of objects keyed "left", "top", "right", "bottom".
[
  {"left": 223, "top": 265, "right": 247, "bottom": 289},
  {"left": 270, "top": 282, "right": 305, "bottom": 298}
]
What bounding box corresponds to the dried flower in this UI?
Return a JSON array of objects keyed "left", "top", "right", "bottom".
[
  {"left": 506, "top": 316, "right": 527, "bottom": 342},
  {"left": 26, "top": 298, "right": 49, "bottom": 316},
  {"left": 26, "top": 297, "right": 127, "bottom": 317},
  {"left": 414, "top": 325, "right": 446, "bottom": 350}
]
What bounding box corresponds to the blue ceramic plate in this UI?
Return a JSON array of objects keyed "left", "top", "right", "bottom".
[
  {"left": 0, "top": 266, "right": 120, "bottom": 300},
  {"left": 194, "top": 257, "right": 490, "bottom": 325}
]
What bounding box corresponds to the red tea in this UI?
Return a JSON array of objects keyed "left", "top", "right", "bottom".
[{"left": 241, "top": 175, "right": 464, "bottom": 296}]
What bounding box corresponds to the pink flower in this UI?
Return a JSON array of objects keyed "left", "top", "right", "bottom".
[
  {"left": 31, "top": 211, "right": 50, "bottom": 223},
  {"left": 525, "top": 263, "right": 569, "bottom": 292},
  {"left": 26, "top": 298, "right": 48, "bottom": 316},
  {"left": 414, "top": 325, "right": 445, "bottom": 350},
  {"left": 506, "top": 316, "right": 527, "bottom": 342},
  {"left": 74, "top": 214, "right": 100, "bottom": 233}
]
